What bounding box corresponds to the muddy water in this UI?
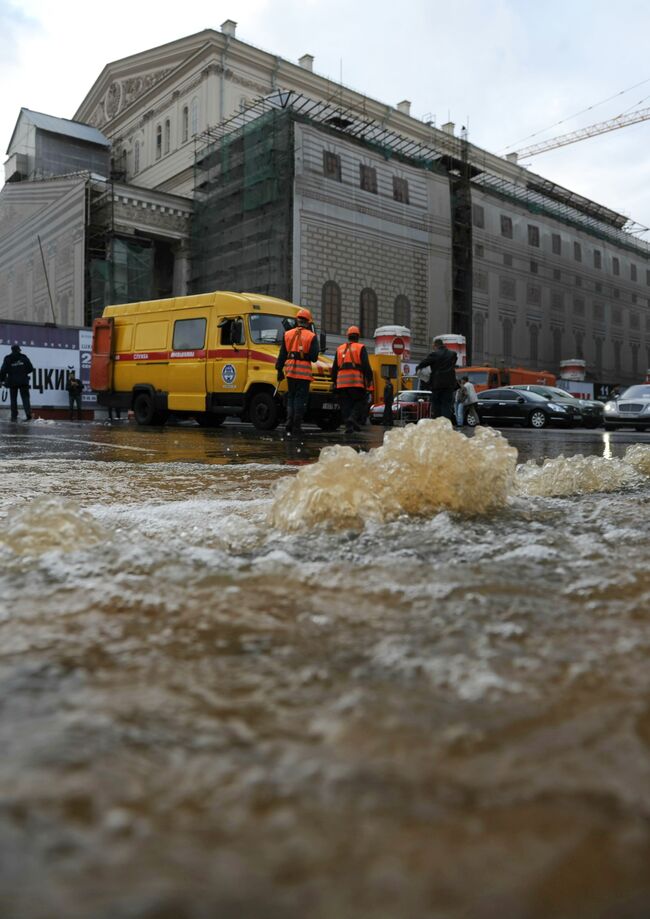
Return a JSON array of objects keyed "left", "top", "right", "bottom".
[{"left": 1, "top": 420, "right": 650, "bottom": 919}]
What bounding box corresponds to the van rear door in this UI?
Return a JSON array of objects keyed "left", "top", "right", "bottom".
[{"left": 90, "top": 317, "right": 114, "bottom": 391}]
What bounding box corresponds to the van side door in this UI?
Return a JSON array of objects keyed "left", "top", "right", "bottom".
[{"left": 167, "top": 314, "right": 208, "bottom": 412}]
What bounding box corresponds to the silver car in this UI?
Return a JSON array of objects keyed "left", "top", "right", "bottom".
[
  {"left": 603, "top": 384, "right": 650, "bottom": 432},
  {"left": 513, "top": 384, "right": 603, "bottom": 428}
]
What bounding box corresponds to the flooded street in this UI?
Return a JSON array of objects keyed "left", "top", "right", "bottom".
[{"left": 1, "top": 418, "right": 650, "bottom": 919}]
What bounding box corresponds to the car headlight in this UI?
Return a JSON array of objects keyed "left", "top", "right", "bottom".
[
  {"left": 550, "top": 403, "right": 567, "bottom": 412},
  {"left": 604, "top": 402, "right": 616, "bottom": 412}
]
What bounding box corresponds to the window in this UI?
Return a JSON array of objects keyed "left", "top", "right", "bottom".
[
  {"left": 575, "top": 331, "right": 584, "bottom": 360},
  {"left": 552, "top": 291, "right": 564, "bottom": 311},
  {"left": 630, "top": 311, "right": 640, "bottom": 330},
  {"left": 475, "top": 243, "right": 484, "bottom": 258},
  {"left": 359, "top": 288, "right": 378, "bottom": 337},
  {"left": 503, "top": 254, "right": 512, "bottom": 267},
  {"left": 530, "top": 260, "right": 538, "bottom": 274},
  {"left": 500, "top": 215, "right": 513, "bottom": 238},
  {"left": 612, "top": 306, "right": 622, "bottom": 325},
  {"left": 155, "top": 124, "right": 162, "bottom": 160},
  {"left": 182, "top": 106, "right": 189, "bottom": 143},
  {"left": 528, "top": 224, "right": 539, "bottom": 247},
  {"left": 474, "top": 272, "right": 488, "bottom": 292},
  {"left": 133, "top": 140, "right": 140, "bottom": 175},
  {"left": 552, "top": 233, "right": 561, "bottom": 255},
  {"left": 595, "top": 281, "right": 602, "bottom": 293},
  {"left": 527, "top": 284, "right": 541, "bottom": 305},
  {"left": 595, "top": 338, "right": 603, "bottom": 374},
  {"left": 573, "top": 297, "right": 585, "bottom": 317},
  {"left": 190, "top": 97, "right": 199, "bottom": 136},
  {"left": 393, "top": 176, "right": 410, "bottom": 203},
  {"left": 575, "top": 275, "right": 582, "bottom": 287},
  {"left": 321, "top": 281, "right": 341, "bottom": 333},
  {"left": 472, "top": 204, "right": 485, "bottom": 228},
  {"left": 593, "top": 302, "right": 605, "bottom": 321},
  {"left": 219, "top": 317, "right": 245, "bottom": 346},
  {"left": 574, "top": 241, "right": 582, "bottom": 262},
  {"left": 172, "top": 318, "right": 206, "bottom": 351},
  {"left": 631, "top": 263, "right": 637, "bottom": 282},
  {"left": 164, "top": 119, "right": 170, "bottom": 155},
  {"left": 529, "top": 325, "right": 539, "bottom": 362},
  {"left": 360, "top": 164, "right": 377, "bottom": 193},
  {"left": 613, "top": 287, "right": 620, "bottom": 299},
  {"left": 614, "top": 340, "right": 622, "bottom": 374},
  {"left": 323, "top": 151, "right": 341, "bottom": 181},
  {"left": 553, "top": 268, "right": 561, "bottom": 281},
  {"left": 502, "top": 317, "right": 513, "bottom": 362},
  {"left": 393, "top": 295, "right": 411, "bottom": 327},
  {"left": 631, "top": 344, "right": 639, "bottom": 375},
  {"left": 593, "top": 249, "right": 602, "bottom": 269},
  {"left": 553, "top": 327, "right": 562, "bottom": 366},
  {"left": 632, "top": 293, "right": 638, "bottom": 304},
  {"left": 612, "top": 256, "right": 620, "bottom": 276},
  {"left": 499, "top": 276, "right": 516, "bottom": 300},
  {"left": 473, "top": 314, "right": 485, "bottom": 359}
]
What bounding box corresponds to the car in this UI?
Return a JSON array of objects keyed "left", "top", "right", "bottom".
[
  {"left": 603, "top": 384, "right": 650, "bottom": 431},
  {"left": 470, "top": 387, "right": 578, "bottom": 429},
  {"left": 511, "top": 384, "right": 603, "bottom": 428},
  {"left": 369, "top": 390, "right": 430, "bottom": 424}
]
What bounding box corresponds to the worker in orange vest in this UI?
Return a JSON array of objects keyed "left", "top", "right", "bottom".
[
  {"left": 276, "top": 308, "right": 319, "bottom": 436},
  {"left": 331, "top": 326, "right": 373, "bottom": 434}
]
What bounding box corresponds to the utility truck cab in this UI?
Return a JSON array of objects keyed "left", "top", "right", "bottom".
[
  {"left": 90, "top": 291, "right": 339, "bottom": 430},
  {"left": 457, "top": 365, "right": 556, "bottom": 393}
]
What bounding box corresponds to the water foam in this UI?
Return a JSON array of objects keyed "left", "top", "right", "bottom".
[
  {"left": 514, "top": 444, "right": 650, "bottom": 498},
  {"left": 0, "top": 496, "right": 107, "bottom": 555},
  {"left": 269, "top": 419, "right": 518, "bottom": 531}
]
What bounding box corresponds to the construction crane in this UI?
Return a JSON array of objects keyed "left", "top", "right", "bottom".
[{"left": 511, "top": 106, "right": 650, "bottom": 159}]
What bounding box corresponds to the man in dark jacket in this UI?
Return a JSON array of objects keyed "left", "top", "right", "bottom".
[
  {"left": 66, "top": 371, "right": 84, "bottom": 421},
  {"left": 0, "top": 344, "right": 34, "bottom": 422},
  {"left": 415, "top": 338, "right": 458, "bottom": 422}
]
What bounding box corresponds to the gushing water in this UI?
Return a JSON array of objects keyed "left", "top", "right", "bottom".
[{"left": 1, "top": 421, "right": 650, "bottom": 919}]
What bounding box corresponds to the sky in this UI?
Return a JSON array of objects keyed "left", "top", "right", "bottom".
[{"left": 2, "top": 0, "right": 650, "bottom": 233}]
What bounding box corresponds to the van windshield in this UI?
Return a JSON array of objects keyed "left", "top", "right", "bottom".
[{"left": 248, "top": 314, "right": 289, "bottom": 344}]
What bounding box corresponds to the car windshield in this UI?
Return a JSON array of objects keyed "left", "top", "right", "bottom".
[
  {"left": 620, "top": 385, "right": 650, "bottom": 400},
  {"left": 248, "top": 314, "right": 315, "bottom": 345},
  {"left": 457, "top": 371, "right": 488, "bottom": 384}
]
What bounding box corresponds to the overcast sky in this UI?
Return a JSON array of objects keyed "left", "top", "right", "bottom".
[{"left": 2, "top": 0, "right": 650, "bottom": 233}]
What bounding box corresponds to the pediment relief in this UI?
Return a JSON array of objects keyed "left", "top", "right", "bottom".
[{"left": 87, "top": 68, "right": 174, "bottom": 127}]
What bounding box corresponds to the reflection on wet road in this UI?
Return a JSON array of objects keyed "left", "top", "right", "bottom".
[{"left": 1, "top": 418, "right": 649, "bottom": 919}]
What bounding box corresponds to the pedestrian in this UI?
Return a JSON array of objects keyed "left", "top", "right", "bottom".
[
  {"left": 66, "top": 371, "right": 84, "bottom": 420},
  {"left": 331, "top": 326, "right": 373, "bottom": 434},
  {"left": 456, "top": 375, "right": 479, "bottom": 427},
  {"left": 415, "top": 337, "right": 458, "bottom": 422},
  {"left": 108, "top": 406, "right": 122, "bottom": 421},
  {"left": 276, "top": 308, "right": 319, "bottom": 436},
  {"left": 0, "top": 343, "right": 34, "bottom": 422},
  {"left": 382, "top": 379, "right": 394, "bottom": 427}
]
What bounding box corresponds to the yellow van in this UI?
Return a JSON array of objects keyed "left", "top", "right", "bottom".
[{"left": 90, "top": 291, "right": 340, "bottom": 430}]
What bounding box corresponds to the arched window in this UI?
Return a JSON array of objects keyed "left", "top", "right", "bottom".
[
  {"left": 529, "top": 324, "right": 538, "bottom": 363},
  {"left": 502, "top": 317, "right": 513, "bottom": 362},
  {"left": 155, "top": 125, "right": 162, "bottom": 160},
  {"left": 359, "top": 288, "right": 378, "bottom": 339},
  {"left": 133, "top": 140, "right": 140, "bottom": 175},
  {"left": 182, "top": 106, "right": 189, "bottom": 143},
  {"left": 393, "top": 295, "right": 411, "bottom": 327},
  {"left": 164, "top": 119, "right": 170, "bottom": 155},
  {"left": 321, "top": 281, "right": 341, "bottom": 334},
  {"left": 190, "top": 97, "right": 199, "bottom": 136}
]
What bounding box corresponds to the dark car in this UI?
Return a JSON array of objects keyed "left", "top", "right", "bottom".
[
  {"left": 512, "top": 384, "right": 602, "bottom": 428},
  {"left": 603, "top": 384, "right": 650, "bottom": 431},
  {"left": 470, "top": 387, "right": 576, "bottom": 429},
  {"left": 369, "top": 390, "right": 430, "bottom": 424}
]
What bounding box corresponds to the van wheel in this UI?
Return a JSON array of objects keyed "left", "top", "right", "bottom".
[
  {"left": 528, "top": 409, "right": 548, "bottom": 429},
  {"left": 133, "top": 392, "right": 156, "bottom": 425},
  {"left": 197, "top": 413, "right": 225, "bottom": 428},
  {"left": 248, "top": 391, "right": 280, "bottom": 430}
]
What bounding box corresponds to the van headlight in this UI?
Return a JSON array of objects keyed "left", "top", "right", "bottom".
[{"left": 604, "top": 402, "right": 616, "bottom": 413}]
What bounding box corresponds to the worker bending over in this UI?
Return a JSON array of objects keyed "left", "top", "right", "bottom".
[
  {"left": 332, "top": 326, "right": 373, "bottom": 434},
  {"left": 276, "top": 308, "right": 319, "bottom": 436}
]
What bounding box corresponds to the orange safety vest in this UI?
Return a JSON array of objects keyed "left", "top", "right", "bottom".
[
  {"left": 283, "top": 327, "right": 316, "bottom": 381},
  {"left": 336, "top": 341, "right": 366, "bottom": 389}
]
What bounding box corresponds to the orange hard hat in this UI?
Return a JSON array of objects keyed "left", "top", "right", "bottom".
[
  {"left": 296, "top": 308, "right": 312, "bottom": 322},
  {"left": 347, "top": 325, "right": 360, "bottom": 336}
]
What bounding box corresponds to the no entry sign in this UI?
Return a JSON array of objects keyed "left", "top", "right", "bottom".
[{"left": 392, "top": 337, "right": 405, "bottom": 355}]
